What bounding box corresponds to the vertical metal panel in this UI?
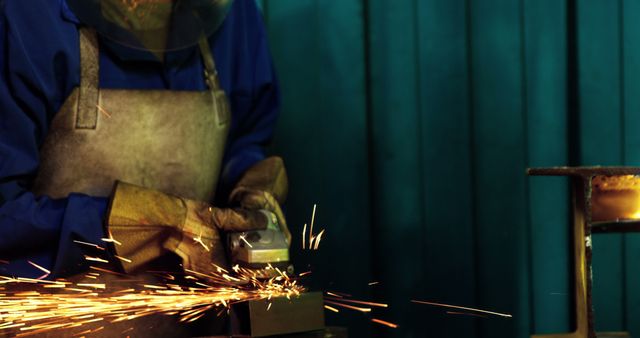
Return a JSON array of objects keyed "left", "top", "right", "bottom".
[
  {"left": 264, "top": 1, "right": 373, "bottom": 336},
  {"left": 577, "top": 0, "right": 625, "bottom": 331},
  {"left": 467, "top": 0, "right": 531, "bottom": 337},
  {"left": 417, "top": 0, "right": 476, "bottom": 337},
  {"left": 523, "top": 0, "right": 571, "bottom": 334},
  {"left": 622, "top": 0, "right": 640, "bottom": 335},
  {"left": 367, "top": 0, "right": 425, "bottom": 337}
]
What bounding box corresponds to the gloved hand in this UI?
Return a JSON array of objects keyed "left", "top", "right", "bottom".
[
  {"left": 229, "top": 156, "right": 291, "bottom": 245},
  {"left": 106, "top": 181, "right": 267, "bottom": 275}
]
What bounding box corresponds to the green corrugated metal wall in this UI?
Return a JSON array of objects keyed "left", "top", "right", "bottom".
[{"left": 257, "top": 0, "right": 640, "bottom": 337}]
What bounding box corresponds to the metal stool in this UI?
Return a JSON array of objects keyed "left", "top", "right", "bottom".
[{"left": 528, "top": 167, "right": 638, "bottom": 338}]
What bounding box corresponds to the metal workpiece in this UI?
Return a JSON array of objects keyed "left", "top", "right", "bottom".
[
  {"left": 229, "top": 292, "right": 326, "bottom": 337},
  {"left": 197, "top": 327, "right": 347, "bottom": 338},
  {"left": 528, "top": 166, "right": 640, "bottom": 338},
  {"left": 527, "top": 166, "right": 640, "bottom": 177}
]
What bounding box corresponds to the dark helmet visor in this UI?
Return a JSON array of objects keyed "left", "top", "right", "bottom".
[{"left": 66, "top": 0, "right": 233, "bottom": 52}]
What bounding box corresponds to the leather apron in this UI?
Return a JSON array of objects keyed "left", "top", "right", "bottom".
[
  {"left": 32, "top": 28, "right": 230, "bottom": 202},
  {"left": 24, "top": 29, "right": 230, "bottom": 338}
]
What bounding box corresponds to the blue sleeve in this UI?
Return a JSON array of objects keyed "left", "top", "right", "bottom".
[
  {"left": 0, "top": 3, "right": 108, "bottom": 279},
  {"left": 216, "top": 0, "right": 281, "bottom": 202}
]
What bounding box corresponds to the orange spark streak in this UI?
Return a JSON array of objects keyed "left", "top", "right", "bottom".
[
  {"left": 324, "top": 305, "right": 339, "bottom": 313},
  {"left": 326, "top": 291, "right": 352, "bottom": 297},
  {"left": 96, "top": 104, "right": 111, "bottom": 118},
  {"left": 114, "top": 255, "right": 132, "bottom": 263},
  {"left": 302, "top": 223, "right": 307, "bottom": 250},
  {"left": 313, "top": 229, "right": 325, "bottom": 250},
  {"left": 193, "top": 230, "right": 210, "bottom": 252},
  {"left": 27, "top": 261, "right": 50, "bottom": 275},
  {"left": 72, "top": 240, "right": 106, "bottom": 251},
  {"left": 84, "top": 256, "right": 109, "bottom": 263},
  {"left": 324, "top": 300, "right": 371, "bottom": 313},
  {"left": 324, "top": 297, "right": 388, "bottom": 308},
  {"left": 239, "top": 235, "right": 253, "bottom": 248},
  {"left": 101, "top": 236, "right": 122, "bottom": 246},
  {"left": 411, "top": 300, "right": 512, "bottom": 318},
  {"left": 309, "top": 204, "right": 317, "bottom": 249},
  {"left": 76, "top": 284, "right": 105, "bottom": 289},
  {"left": 371, "top": 318, "right": 399, "bottom": 329}
]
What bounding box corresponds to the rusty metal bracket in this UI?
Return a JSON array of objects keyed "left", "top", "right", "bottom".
[{"left": 527, "top": 166, "right": 640, "bottom": 338}]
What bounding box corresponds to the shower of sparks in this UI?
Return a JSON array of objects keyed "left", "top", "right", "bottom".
[
  {"left": 303, "top": 204, "right": 325, "bottom": 250},
  {"left": 0, "top": 265, "right": 304, "bottom": 337},
  {"left": 411, "top": 300, "right": 512, "bottom": 318},
  {"left": 322, "top": 292, "right": 397, "bottom": 330},
  {"left": 371, "top": 318, "right": 399, "bottom": 329},
  {"left": 0, "top": 204, "right": 401, "bottom": 336},
  {"left": 299, "top": 204, "right": 326, "bottom": 251}
]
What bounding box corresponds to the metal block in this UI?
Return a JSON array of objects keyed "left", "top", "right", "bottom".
[
  {"left": 596, "top": 333, "right": 631, "bottom": 338},
  {"left": 230, "top": 292, "right": 325, "bottom": 337}
]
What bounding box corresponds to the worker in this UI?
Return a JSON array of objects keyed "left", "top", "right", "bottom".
[{"left": 0, "top": 0, "right": 290, "bottom": 283}]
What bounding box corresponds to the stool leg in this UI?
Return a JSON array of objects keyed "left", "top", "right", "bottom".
[{"left": 531, "top": 177, "right": 593, "bottom": 338}]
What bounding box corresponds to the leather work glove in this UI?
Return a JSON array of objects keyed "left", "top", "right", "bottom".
[
  {"left": 229, "top": 156, "right": 291, "bottom": 245},
  {"left": 106, "top": 181, "right": 268, "bottom": 275}
]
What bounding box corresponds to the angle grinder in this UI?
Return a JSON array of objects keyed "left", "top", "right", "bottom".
[{"left": 227, "top": 210, "right": 293, "bottom": 277}]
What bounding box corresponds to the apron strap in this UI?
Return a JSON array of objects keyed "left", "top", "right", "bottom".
[
  {"left": 75, "top": 29, "right": 223, "bottom": 130},
  {"left": 76, "top": 27, "right": 100, "bottom": 129},
  {"left": 198, "top": 36, "right": 223, "bottom": 92}
]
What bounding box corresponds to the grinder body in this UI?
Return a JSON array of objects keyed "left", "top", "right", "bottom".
[{"left": 227, "top": 210, "right": 293, "bottom": 276}]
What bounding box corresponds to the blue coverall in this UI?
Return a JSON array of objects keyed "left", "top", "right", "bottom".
[{"left": 0, "top": 0, "right": 280, "bottom": 278}]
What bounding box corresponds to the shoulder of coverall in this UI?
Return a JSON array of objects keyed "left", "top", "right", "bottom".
[
  {"left": 0, "top": 0, "right": 270, "bottom": 100},
  {"left": 0, "top": 0, "right": 80, "bottom": 129}
]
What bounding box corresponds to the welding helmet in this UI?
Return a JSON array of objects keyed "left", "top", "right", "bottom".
[{"left": 66, "top": 0, "right": 233, "bottom": 52}]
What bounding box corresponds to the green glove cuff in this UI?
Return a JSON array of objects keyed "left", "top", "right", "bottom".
[{"left": 229, "top": 156, "right": 289, "bottom": 205}]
